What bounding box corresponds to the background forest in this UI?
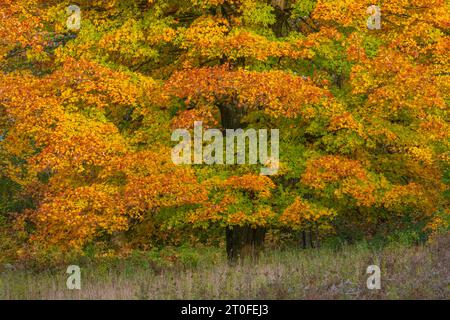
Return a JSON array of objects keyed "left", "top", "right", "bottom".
[{"left": 0, "top": 0, "right": 449, "bottom": 284}]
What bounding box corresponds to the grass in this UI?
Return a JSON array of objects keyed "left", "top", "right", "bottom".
[{"left": 0, "top": 235, "right": 448, "bottom": 300}]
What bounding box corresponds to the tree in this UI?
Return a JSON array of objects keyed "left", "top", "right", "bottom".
[{"left": 0, "top": 0, "right": 448, "bottom": 260}]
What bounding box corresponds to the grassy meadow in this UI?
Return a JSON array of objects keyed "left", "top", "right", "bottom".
[{"left": 1, "top": 235, "right": 448, "bottom": 300}]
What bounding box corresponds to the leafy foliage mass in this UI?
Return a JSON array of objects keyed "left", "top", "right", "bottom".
[{"left": 0, "top": 0, "right": 448, "bottom": 259}]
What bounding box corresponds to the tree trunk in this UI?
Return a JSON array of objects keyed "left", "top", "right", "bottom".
[
  {"left": 226, "top": 226, "right": 266, "bottom": 263},
  {"left": 300, "top": 230, "right": 307, "bottom": 249},
  {"left": 218, "top": 101, "right": 266, "bottom": 263},
  {"left": 218, "top": 102, "right": 245, "bottom": 130}
]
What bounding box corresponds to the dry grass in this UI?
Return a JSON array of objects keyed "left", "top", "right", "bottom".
[{"left": 1, "top": 236, "right": 449, "bottom": 300}]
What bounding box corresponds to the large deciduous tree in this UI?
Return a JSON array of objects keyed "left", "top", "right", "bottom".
[{"left": 0, "top": 0, "right": 448, "bottom": 260}]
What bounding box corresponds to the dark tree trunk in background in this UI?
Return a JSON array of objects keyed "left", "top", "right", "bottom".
[
  {"left": 300, "top": 231, "right": 307, "bottom": 249},
  {"left": 314, "top": 224, "right": 321, "bottom": 248},
  {"left": 309, "top": 225, "right": 315, "bottom": 248},
  {"left": 299, "top": 226, "right": 320, "bottom": 249},
  {"left": 218, "top": 103, "right": 245, "bottom": 130},
  {"left": 218, "top": 101, "right": 266, "bottom": 263},
  {"left": 226, "top": 226, "right": 266, "bottom": 263},
  {"left": 305, "top": 229, "right": 311, "bottom": 248}
]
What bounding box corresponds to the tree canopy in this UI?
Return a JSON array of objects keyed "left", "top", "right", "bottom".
[{"left": 0, "top": 0, "right": 448, "bottom": 258}]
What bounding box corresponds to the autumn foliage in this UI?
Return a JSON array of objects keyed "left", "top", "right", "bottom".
[{"left": 0, "top": 0, "right": 448, "bottom": 259}]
